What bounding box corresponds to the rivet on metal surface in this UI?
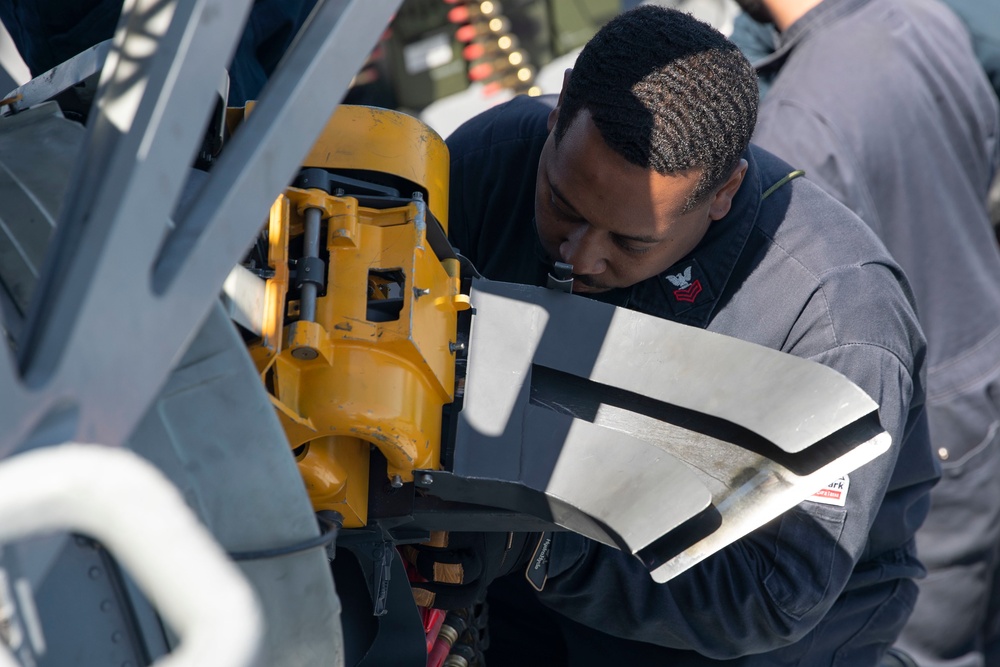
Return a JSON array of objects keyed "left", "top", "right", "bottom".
[
  {"left": 390, "top": 474, "right": 403, "bottom": 489},
  {"left": 938, "top": 447, "right": 949, "bottom": 460},
  {"left": 413, "top": 287, "right": 431, "bottom": 300},
  {"left": 449, "top": 342, "right": 466, "bottom": 354},
  {"left": 418, "top": 473, "right": 434, "bottom": 486},
  {"left": 291, "top": 347, "right": 319, "bottom": 360}
]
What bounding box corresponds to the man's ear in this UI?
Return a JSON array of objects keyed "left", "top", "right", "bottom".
[
  {"left": 709, "top": 159, "right": 748, "bottom": 221},
  {"left": 547, "top": 68, "right": 572, "bottom": 133}
]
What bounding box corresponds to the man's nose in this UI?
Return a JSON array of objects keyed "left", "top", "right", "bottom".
[{"left": 560, "top": 225, "right": 607, "bottom": 275}]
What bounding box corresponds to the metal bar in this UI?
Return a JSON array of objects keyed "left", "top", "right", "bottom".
[
  {"left": 152, "top": 0, "right": 403, "bottom": 295},
  {"left": 0, "top": 0, "right": 399, "bottom": 455},
  {"left": 299, "top": 207, "right": 323, "bottom": 322},
  {"left": 0, "top": 41, "right": 112, "bottom": 114},
  {"left": 20, "top": 0, "right": 253, "bottom": 380},
  {"left": 2, "top": 0, "right": 260, "bottom": 456},
  {"left": 464, "top": 280, "right": 878, "bottom": 453},
  {"left": 648, "top": 421, "right": 889, "bottom": 582}
]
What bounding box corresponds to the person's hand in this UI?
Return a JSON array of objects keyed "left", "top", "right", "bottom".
[{"left": 401, "top": 531, "right": 540, "bottom": 609}]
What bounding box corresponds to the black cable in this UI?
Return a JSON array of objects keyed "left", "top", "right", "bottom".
[{"left": 228, "top": 511, "right": 343, "bottom": 562}]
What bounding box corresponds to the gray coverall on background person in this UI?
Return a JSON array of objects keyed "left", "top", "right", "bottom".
[
  {"left": 729, "top": 0, "right": 1000, "bottom": 227},
  {"left": 730, "top": 0, "right": 1000, "bottom": 664}
]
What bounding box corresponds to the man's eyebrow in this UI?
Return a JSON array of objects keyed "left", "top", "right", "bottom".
[{"left": 614, "top": 230, "right": 661, "bottom": 244}]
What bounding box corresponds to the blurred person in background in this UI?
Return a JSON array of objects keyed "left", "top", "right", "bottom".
[{"left": 730, "top": 1, "right": 1000, "bottom": 665}]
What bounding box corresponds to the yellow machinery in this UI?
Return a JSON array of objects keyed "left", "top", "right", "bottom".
[{"left": 237, "top": 105, "right": 470, "bottom": 527}]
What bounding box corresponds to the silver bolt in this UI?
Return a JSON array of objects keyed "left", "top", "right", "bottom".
[
  {"left": 449, "top": 341, "right": 466, "bottom": 354},
  {"left": 419, "top": 473, "right": 434, "bottom": 486},
  {"left": 413, "top": 287, "right": 431, "bottom": 300},
  {"left": 390, "top": 474, "right": 403, "bottom": 489}
]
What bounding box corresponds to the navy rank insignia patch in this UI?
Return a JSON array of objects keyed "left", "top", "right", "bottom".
[
  {"left": 666, "top": 265, "right": 702, "bottom": 303},
  {"left": 662, "top": 258, "right": 713, "bottom": 313}
]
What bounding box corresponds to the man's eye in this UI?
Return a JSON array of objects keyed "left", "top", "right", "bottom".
[
  {"left": 549, "top": 194, "right": 581, "bottom": 222},
  {"left": 613, "top": 235, "right": 654, "bottom": 254}
]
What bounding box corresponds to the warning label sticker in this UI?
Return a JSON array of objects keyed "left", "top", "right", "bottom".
[{"left": 808, "top": 475, "right": 850, "bottom": 507}]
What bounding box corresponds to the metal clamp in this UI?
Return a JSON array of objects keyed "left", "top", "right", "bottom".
[{"left": 546, "top": 262, "right": 574, "bottom": 293}]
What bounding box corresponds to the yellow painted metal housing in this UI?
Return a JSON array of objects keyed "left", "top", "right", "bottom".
[
  {"left": 303, "top": 105, "right": 450, "bottom": 232},
  {"left": 244, "top": 105, "right": 465, "bottom": 527}
]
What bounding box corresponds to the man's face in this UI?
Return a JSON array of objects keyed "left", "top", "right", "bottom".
[
  {"left": 534, "top": 108, "right": 742, "bottom": 294},
  {"left": 732, "top": 0, "right": 775, "bottom": 24}
]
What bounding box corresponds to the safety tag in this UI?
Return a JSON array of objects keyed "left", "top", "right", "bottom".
[
  {"left": 808, "top": 475, "right": 850, "bottom": 507},
  {"left": 526, "top": 532, "right": 553, "bottom": 591}
]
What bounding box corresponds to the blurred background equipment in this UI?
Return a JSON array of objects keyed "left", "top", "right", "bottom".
[{"left": 346, "top": 0, "right": 631, "bottom": 114}]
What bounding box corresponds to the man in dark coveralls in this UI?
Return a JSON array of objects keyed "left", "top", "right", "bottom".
[
  {"left": 729, "top": 1, "right": 1000, "bottom": 665},
  {"left": 405, "top": 5, "right": 939, "bottom": 666}
]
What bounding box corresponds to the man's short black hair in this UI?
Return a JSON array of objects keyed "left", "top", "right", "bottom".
[{"left": 554, "top": 5, "right": 759, "bottom": 210}]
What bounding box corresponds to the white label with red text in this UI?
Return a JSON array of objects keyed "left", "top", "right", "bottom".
[{"left": 808, "top": 475, "right": 849, "bottom": 507}]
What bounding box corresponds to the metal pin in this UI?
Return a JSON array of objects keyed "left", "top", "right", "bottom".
[{"left": 300, "top": 207, "right": 323, "bottom": 322}]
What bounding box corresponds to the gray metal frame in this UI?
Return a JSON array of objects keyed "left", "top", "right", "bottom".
[
  {"left": 436, "top": 279, "right": 889, "bottom": 581},
  {"left": 0, "top": 1, "right": 402, "bottom": 664},
  {"left": 0, "top": 0, "right": 402, "bottom": 458}
]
